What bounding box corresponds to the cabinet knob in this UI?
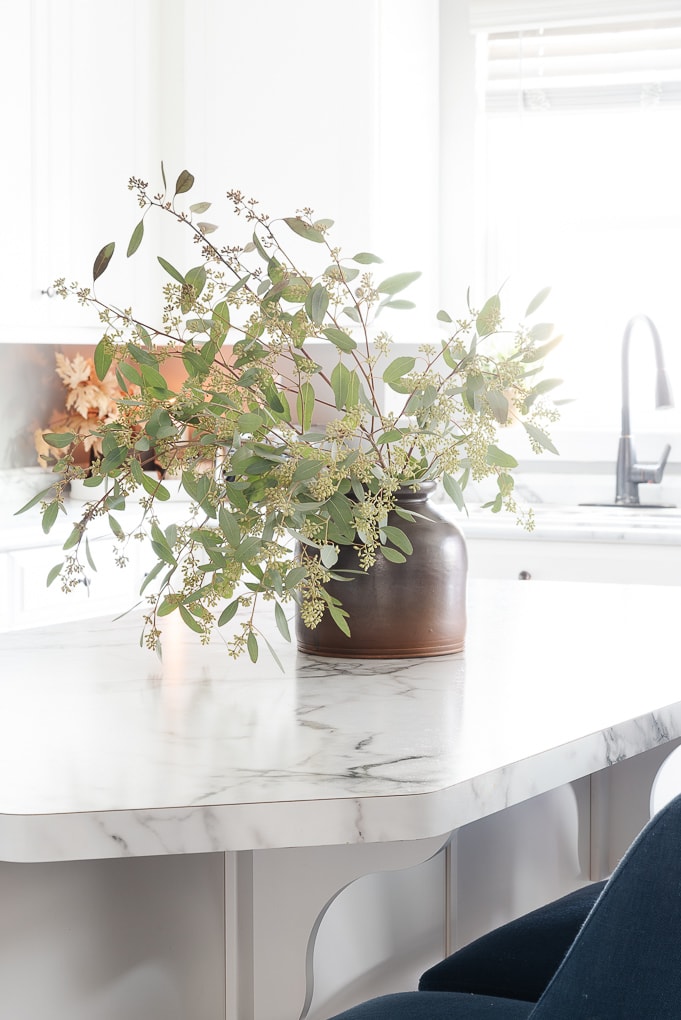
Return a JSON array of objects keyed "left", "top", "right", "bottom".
[
  {"left": 518, "top": 570, "right": 532, "bottom": 580},
  {"left": 41, "top": 285, "right": 57, "bottom": 298}
]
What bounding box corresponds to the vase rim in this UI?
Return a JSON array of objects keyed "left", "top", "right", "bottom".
[{"left": 395, "top": 480, "right": 437, "bottom": 499}]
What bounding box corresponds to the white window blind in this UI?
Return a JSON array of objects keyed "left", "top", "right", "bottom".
[
  {"left": 473, "top": 7, "right": 681, "bottom": 442},
  {"left": 469, "top": 0, "right": 681, "bottom": 32},
  {"left": 486, "top": 18, "right": 681, "bottom": 113}
]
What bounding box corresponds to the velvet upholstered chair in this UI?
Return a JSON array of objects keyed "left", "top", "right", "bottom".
[{"left": 329, "top": 790, "right": 681, "bottom": 1019}]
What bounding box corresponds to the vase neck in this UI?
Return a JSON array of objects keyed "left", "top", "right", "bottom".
[{"left": 394, "top": 482, "right": 436, "bottom": 505}]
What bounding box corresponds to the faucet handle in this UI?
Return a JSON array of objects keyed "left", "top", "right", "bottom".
[{"left": 631, "top": 443, "right": 671, "bottom": 485}]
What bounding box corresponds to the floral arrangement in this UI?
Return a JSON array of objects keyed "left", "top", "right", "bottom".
[
  {"left": 34, "top": 352, "right": 124, "bottom": 467},
  {"left": 20, "top": 167, "right": 562, "bottom": 662}
]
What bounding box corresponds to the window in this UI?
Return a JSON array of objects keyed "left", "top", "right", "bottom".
[{"left": 476, "top": 14, "right": 681, "bottom": 450}]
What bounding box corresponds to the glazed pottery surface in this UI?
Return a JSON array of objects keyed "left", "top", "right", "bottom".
[{"left": 296, "top": 485, "right": 467, "bottom": 658}]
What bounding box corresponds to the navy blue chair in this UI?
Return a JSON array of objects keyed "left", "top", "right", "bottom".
[{"left": 329, "top": 791, "right": 681, "bottom": 1018}]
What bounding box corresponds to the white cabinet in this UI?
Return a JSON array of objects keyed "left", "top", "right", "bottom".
[
  {"left": 465, "top": 535, "right": 681, "bottom": 585},
  {"left": 0, "top": 0, "right": 159, "bottom": 345},
  {"left": 4, "top": 536, "right": 145, "bottom": 631}
]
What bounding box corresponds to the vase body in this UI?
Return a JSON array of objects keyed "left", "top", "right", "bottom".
[{"left": 296, "top": 485, "right": 467, "bottom": 658}]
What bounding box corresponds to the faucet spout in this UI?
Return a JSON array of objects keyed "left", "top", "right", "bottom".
[{"left": 616, "top": 315, "right": 674, "bottom": 506}]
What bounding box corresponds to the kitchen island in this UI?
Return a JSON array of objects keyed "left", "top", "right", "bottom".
[{"left": 1, "top": 579, "right": 680, "bottom": 1018}]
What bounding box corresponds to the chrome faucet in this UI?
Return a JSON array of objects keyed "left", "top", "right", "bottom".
[{"left": 615, "top": 314, "right": 674, "bottom": 506}]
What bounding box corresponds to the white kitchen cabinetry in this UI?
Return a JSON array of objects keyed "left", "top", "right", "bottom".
[
  {"left": 4, "top": 538, "right": 144, "bottom": 632},
  {"left": 0, "top": 0, "right": 158, "bottom": 345},
  {"left": 465, "top": 535, "right": 681, "bottom": 585}
]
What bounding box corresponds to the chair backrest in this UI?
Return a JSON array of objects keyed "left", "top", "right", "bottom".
[{"left": 530, "top": 791, "right": 681, "bottom": 1019}]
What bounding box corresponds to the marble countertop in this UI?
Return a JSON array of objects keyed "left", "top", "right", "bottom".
[
  {"left": 452, "top": 502, "right": 681, "bottom": 545},
  {"left": 1, "top": 579, "right": 680, "bottom": 863}
]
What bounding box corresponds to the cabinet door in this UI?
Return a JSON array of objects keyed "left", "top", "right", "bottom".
[
  {"left": 0, "top": 0, "right": 158, "bottom": 344},
  {"left": 5, "top": 539, "right": 143, "bottom": 630}
]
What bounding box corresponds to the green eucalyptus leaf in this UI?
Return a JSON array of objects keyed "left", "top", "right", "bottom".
[
  {"left": 296, "top": 381, "right": 315, "bottom": 431},
  {"left": 380, "top": 545, "right": 407, "bottom": 563},
  {"left": 324, "top": 264, "right": 359, "bottom": 284},
  {"left": 476, "top": 294, "right": 501, "bottom": 336},
  {"left": 84, "top": 537, "right": 97, "bottom": 572},
  {"left": 211, "top": 301, "right": 231, "bottom": 345},
  {"left": 46, "top": 562, "right": 63, "bottom": 587},
  {"left": 383, "top": 356, "right": 415, "bottom": 386},
  {"left": 528, "top": 377, "right": 563, "bottom": 397},
  {"left": 218, "top": 507, "right": 241, "bottom": 548},
  {"left": 523, "top": 334, "right": 563, "bottom": 363},
  {"left": 235, "top": 535, "right": 261, "bottom": 563},
  {"left": 174, "top": 169, "right": 195, "bottom": 195},
  {"left": 127, "top": 219, "right": 144, "bottom": 257},
  {"left": 218, "top": 599, "right": 240, "bottom": 627},
  {"left": 41, "top": 501, "right": 58, "bottom": 534},
  {"left": 292, "top": 458, "right": 322, "bottom": 482},
  {"left": 93, "top": 340, "right": 113, "bottom": 380},
  {"left": 140, "top": 363, "right": 171, "bottom": 394},
  {"left": 352, "top": 252, "right": 383, "bottom": 265},
  {"left": 108, "top": 514, "right": 124, "bottom": 539},
  {"left": 380, "top": 525, "right": 413, "bottom": 555},
  {"left": 43, "top": 431, "right": 75, "bottom": 448},
  {"left": 305, "top": 283, "right": 330, "bottom": 325},
  {"left": 327, "top": 602, "right": 351, "bottom": 636},
  {"left": 93, "top": 242, "right": 115, "bottom": 282},
  {"left": 437, "top": 309, "right": 453, "bottom": 323},
  {"left": 283, "top": 216, "right": 325, "bottom": 242},
  {"left": 484, "top": 389, "right": 510, "bottom": 424},
  {"left": 139, "top": 560, "right": 166, "bottom": 594},
  {"left": 190, "top": 201, "right": 211, "bottom": 214},
  {"left": 525, "top": 286, "right": 551, "bottom": 317},
  {"left": 377, "top": 271, "right": 421, "bottom": 296},
  {"left": 486, "top": 444, "right": 518, "bottom": 469},
  {"left": 377, "top": 428, "right": 405, "bottom": 444},
  {"left": 330, "top": 362, "right": 353, "bottom": 410},
  {"left": 228, "top": 273, "right": 251, "bottom": 297},
  {"left": 15, "top": 485, "right": 59, "bottom": 515},
  {"left": 320, "top": 544, "right": 339, "bottom": 568},
  {"left": 185, "top": 318, "right": 212, "bottom": 335},
  {"left": 118, "top": 362, "right": 143, "bottom": 387},
  {"left": 157, "top": 256, "right": 186, "bottom": 285},
  {"left": 523, "top": 422, "right": 560, "bottom": 455},
  {"left": 151, "top": 539, "right": 177, "bottom": 567},
  {"left": 442, "top": 472, "right": 465, "bottom": 511},
  {"left": 41, "top": 502, "right": 59, "bottom": 534},
  {"left": 140, "top": 472, "right": 170, "bottom": 500},
  {"left": 179, "top": 604, "right": 204, "bottom": 633},
  {"left": 62, "top": 525, "right": 81, "bottom": 551},
  {"left": 157, "top": 598, "right": 178, "bottom": 617},
  {"left": 184, "top": 264, "right": 207, "bottom": 303},
  {"left": 246, "top": 630, "right": 259, "bottom": 662},
  {"left": 322, "top": 326, "right": 356, "bottom": 352},
  {"left": 482, "top": 493, "right": 504, "bottom": 514}
]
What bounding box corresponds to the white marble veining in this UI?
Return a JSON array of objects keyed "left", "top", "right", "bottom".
[{"left": 1, "top": 580, "right": 681, "bottom": 863}]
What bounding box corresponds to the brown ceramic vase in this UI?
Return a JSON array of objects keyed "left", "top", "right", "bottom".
[{"left": 295, "top": 483, "right": 467, "bottom": 658}]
